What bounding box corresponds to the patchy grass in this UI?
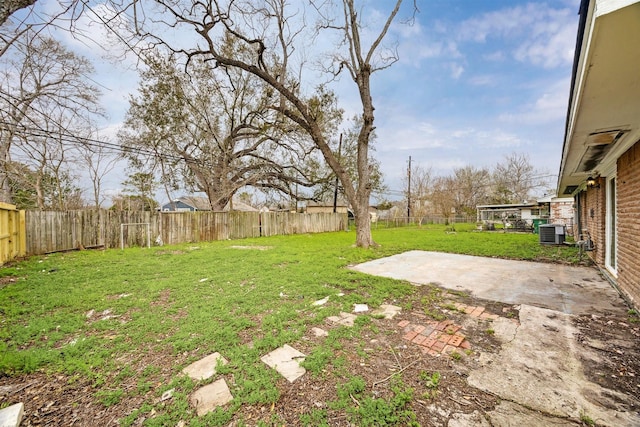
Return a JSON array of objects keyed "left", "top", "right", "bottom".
[{"left": 0, "top": 224, "right": 584, "bottom": 424}]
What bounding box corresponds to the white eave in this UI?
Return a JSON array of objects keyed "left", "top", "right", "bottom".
[{"left": 558, "top": 0, "right": 640, "bottom": 196}]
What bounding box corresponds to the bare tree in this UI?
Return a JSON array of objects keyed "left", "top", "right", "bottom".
[
  {"left": 491, "top": 152, "right": 543, "bottom": 204},
  {"left": 0, "top": 32, "right": 102, "bottom": 204},
  {"left": 452, "top": 165, "right": 491, "bottom": 215},
  {"left": 79, "top": 138, "right": 119, "bottom": 210},
  {"left": 430, "top": 176, "right": 459, "bottom": 224},
  {"left": 114, "top": 0, "right": 409, "bottom": 248}
]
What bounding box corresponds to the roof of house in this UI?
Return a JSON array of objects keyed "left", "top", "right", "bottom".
[
  {"left": 163, "top": 196, "right": 212, "bottom": 210},
  {"left": 225, "top": 200, "right": 258, "bottom": 212},
  {"left": 162, "top": 195, "right": 258, "bottom": 212},
  {"left": 307, "top": 198, "right": 349, "bottom": 208}
]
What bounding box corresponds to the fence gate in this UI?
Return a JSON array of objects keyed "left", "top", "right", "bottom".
[{"left": 0, "top": 202, "right": 26, "bottom": 265}]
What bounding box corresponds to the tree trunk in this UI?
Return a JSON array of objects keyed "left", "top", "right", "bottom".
[
  {"left": 0, "top": 139, "right": 12, "bottom": 204},
  {"left": 353, "top": 197, "right": 373, "bottom": 247},
  {"left": 0, "top": 0, "right": 37, "bottom": 26}
]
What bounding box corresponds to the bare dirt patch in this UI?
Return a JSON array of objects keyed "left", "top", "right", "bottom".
[
  {"left": 574, "top": 311, "right": 640, "bottom": 404},
  {"left": 0, "top": 276, "right": 18, "bottom": 289}
]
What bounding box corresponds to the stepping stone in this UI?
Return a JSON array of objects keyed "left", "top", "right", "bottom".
[
  {"left": 372, "top": 304, "right": 402, "bottom": 319},
  {"left": 327, "top": 312, "right": 357, "bottom": 327},
  {"left": 261, "top": 344, "right": 306, "bottom": 382},
  {"left": 161, "top": 388, "right": 175, "bottom": 401},
  {"left": 190, "top": 379, "right": 233, "bottom": 416},
  {"left": 311, "top": 327, "right": 329, "bottom": 337},
  {"left": 182, "top": 352, "right": 228, "bottom": 381},
  {"left": 353, "top": 304, "right": 369, "bottom": 313},
  {"left": 0, "top": 402, "right": 24, "bottom": 427},
  {"left": 313, "top": 296, "right": 330, "bottom": 306}
]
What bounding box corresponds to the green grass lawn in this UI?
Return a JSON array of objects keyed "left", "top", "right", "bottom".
[{"left": 0, "top": 224, "right": 584, "bottom": 425}]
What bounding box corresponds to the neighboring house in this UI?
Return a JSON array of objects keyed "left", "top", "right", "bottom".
[
  {"left": 161, "top": 196, "right": 258, "bottom": 212},
  {"left": 477, "top": 201, "right": 544, "bottom": 224},
  {"left": 537, "top": 196, "right": 576, "bottom": 236},
  {"left": 557, "top": 0, "right": 640, "bottom": 307},
  {"left": 306, "top": 199, "right": 350, "bottom": 215},
  {"left": 306, "top": 199, "right": 377, "bottom": 221},
  {"left": 476, "top": 197, "right": 574, "bottom": 232},
  {"left": 160, "top": 196, "right": 211, "bottom": 212}
]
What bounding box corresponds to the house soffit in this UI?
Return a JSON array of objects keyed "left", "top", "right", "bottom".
[{"left": 558, "top": 2, "right": 640, "bottom": 195}]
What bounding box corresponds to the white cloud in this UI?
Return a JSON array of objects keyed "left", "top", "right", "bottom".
[
  {"left": 514, "top": 21, "right": 576, "bottom": 69},
  {"left": 450, "top": 63, "right": 464, "bottom": 79},
  {"left": 457, "top": 2, "right": 578, "bottom": 69},
  {"left": 378, "top": 119, "right": 522, "bottom": 152},
  {"left": 499, "top": 78, "right": 571, "bottom": 124},
  {"left": 467, "top": 74, "right": 496, "bottom": 86}
]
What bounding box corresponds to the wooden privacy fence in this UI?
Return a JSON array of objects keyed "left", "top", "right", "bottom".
[
  {"left": 25, "top": 210, "right": 347, "bottom": 255},
  {"left": 0, "top": 202, "right": 26, "bottom": 265}
]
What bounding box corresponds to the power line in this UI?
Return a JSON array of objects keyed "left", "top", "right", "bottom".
[{"left": 0, "top": 120, "right": 207, "bottom": 166}]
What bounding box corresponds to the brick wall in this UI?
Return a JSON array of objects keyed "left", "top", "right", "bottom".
[
  {"left": 617, "top": 141, "right": 640, "bottom": 308},
  {"left": 550, "top": 200, "right": 575, "bottom": 236},
  {"left": 581, "top": 178, "right": 606, "bottom": 267}
]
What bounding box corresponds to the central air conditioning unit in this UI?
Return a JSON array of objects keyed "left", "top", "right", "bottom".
[{"left": 539, "top": 224, "right": 565, "bottom": 245}]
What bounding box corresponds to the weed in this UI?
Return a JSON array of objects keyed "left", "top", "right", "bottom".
[
  {"left": 300, "top": 408, "right": 329, "bottom": 426},
  {"left": 423, "top": 309, "right": 446, "bottom": 321},
  {"left": 450, "top": 351, "right": 462, "bottom": 361},
  {"left": 443, "top": 303, "right": 459, "bottom": 311},
  {"left": 136, "top": 380, "right": 153, "bottom": 395},
  {"left": 628, "top": 309, "right": 639, "bottom": 324},
  {"left": 485, "top": 328, "right": 495, "bottom": 335},
  {"left": 419, "top": 371, "right": 440, "bottom": 389},
  {"left": 448, "top": 290, "right": 469, "bottom": 298},
  {"left": 95, "top": 389, "right": 124, "bottom": 407},
  {"left": 301, "top": 347, "right": 333, "bottom": 375},
  {"left": 421, "top": 287, "right": 447, "bottom": 320},
  {"left": 120, "top": 403, "right": 153, "bottom": 427},
  {"left": 345, "top": 378, "right": 419, "bottom": 426},
  {"left": 580, "top": 411, "right": 595, "bottom": 426}
]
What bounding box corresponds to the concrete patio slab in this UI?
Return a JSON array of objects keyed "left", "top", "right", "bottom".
[
  {"left": 352, "top": 250, "right": 639, "bottom": 425},
  {"left": 190, "top": 379, "right": 233, "bottom": 416},
  {"left": 182, "top": 352, "right": 228, "bottom": 381},
  {"left": 261, "top": 344, "right": 306, "bottom": 382},
  {"left": 468, "top": 304, "right": 639, "bottom": 426},
  {"left": 487, "top": 401, "right": 577, "bottom": 427},
  {"left": 350, "top": 250, "right": 626, "bottom": 315}
]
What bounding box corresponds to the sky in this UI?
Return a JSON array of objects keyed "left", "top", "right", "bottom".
[{"left": 8, "top": 0, "right": 582, "bottom": 204}]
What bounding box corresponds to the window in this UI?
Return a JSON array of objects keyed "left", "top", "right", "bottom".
[{"left": 605, "top": 176, "right": 617, "bottom": 274}]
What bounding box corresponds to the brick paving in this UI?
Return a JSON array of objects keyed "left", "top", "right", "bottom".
[{"left": 399, "top": 302, "right": 499, "bottom": 357}]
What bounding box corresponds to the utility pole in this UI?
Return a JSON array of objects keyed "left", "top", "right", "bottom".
[
  {"left": 333, "top": 133, "right": 343, "bottom": 213},
  {"left": 407, "top": 156, "right": 412, "bottom": 220}
]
